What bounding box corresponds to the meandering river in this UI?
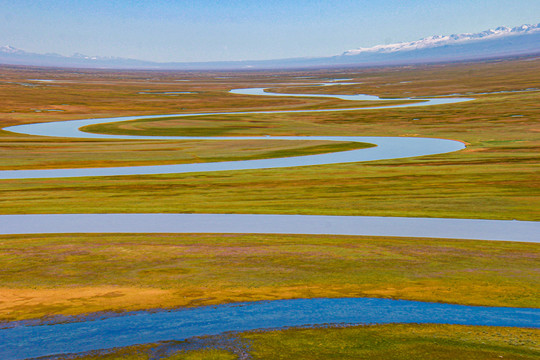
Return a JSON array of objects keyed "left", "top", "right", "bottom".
[
  {"left": 2, "top": 89, "right": 469, "bottom": 179},
  {"left": 1, "top": 86, "right": 538, "bottom": 359}
]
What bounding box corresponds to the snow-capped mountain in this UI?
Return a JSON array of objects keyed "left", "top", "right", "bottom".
[
  {"left": 343, "top": 23, "right": 540, "bottom": 56},
  {"left": 1, "top": 23, "right": 539, "bottom": 70},
  {"left": 0, "top": 45, "right": 25, "bottom": 54}
]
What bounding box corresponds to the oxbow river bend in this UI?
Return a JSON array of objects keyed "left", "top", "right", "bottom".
[{"left": 1, "top": 86, "right": 538, "bottom": 359}]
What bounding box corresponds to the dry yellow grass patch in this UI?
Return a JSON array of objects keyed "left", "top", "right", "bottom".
[
  {"left": 0, "top": 287, "right": 173, "bottom": 320},
  {"left": 0, "top": 285, "right": 361, "bottom": 321}
]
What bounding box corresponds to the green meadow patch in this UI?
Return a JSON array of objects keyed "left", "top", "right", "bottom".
[
  {"left": 55, "top": 324, "right": 540, "bottom": 360},
  {"left": 0, "top": 233, "right": 537, "bottom": 321}
]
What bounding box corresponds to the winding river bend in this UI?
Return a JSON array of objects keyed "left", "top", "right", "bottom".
[
  {"left": 1, "top": 86, "right": 538, "bottom": 359},
  {"left": 1, "top": 88, "right": 537, "bottom": 242},
  {"left": 2, "top": 88, "right": 469, "bottom": 179}
]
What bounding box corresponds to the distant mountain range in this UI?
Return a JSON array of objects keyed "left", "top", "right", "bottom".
[
  {"left": 1, "top": 23, "right": 539, "bottom": 70},
  {"left": 342, "top": 24, "right": 539, "bottom": 55}
]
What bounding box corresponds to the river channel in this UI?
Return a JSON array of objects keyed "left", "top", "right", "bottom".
[{"left": 1, "top": 86, "right": 537, "bottom": 359}]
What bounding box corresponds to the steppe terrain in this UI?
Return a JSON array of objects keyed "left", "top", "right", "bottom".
[{"left": 0, "top": 57, "right": 538, "bottom": 359}]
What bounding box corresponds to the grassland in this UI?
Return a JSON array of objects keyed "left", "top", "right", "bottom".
[
  {"left": 1, "top": 60, "right": 538, "bottom": 220},
  {"left": 0, "top": 58, "right": 538, "bottom": 357},
  {"left": 1, "top": 233, "right": 538, "bottom": 321},
  {"left": 0, "top": 136, "right": 372, "bottom": 170},
  {"left": 56, "top": 324, "right": 540, "bottom": 359},
  {"left": 243, "top": 324, "right": 540, "bottom": 360}
]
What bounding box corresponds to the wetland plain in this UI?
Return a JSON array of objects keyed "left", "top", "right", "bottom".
[{"left": 0, "top": 58, "right": 538, "bottom": 359}]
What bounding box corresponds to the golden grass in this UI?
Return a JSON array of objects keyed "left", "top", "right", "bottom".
[{"left": 0, "top": 233, "right": 537, "bottom": 322}]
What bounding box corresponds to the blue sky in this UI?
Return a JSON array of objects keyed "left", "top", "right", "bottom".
[{"left": 1, "top": 0, "right": 539, "bottom": 62}]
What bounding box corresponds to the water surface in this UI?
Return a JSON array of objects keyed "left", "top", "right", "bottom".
[
  {"left": 1, "top": 297, "right": 537, "bottom": 360},
  {"left": 0, "top": 214, "right": 537, "bottom": 242},
  {"left": 1, "top": 86, "right": 537, "bottom": 359},
  {"left": 1, "top": 88, "right": 471, "bottom": 179}
]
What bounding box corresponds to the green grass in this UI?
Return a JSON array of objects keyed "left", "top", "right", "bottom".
[
  {"left": 1, "top": 233, "right": 537, "bottom": 321},
  {"left": 2, "top": 90, "right": 537, "bottom": 220},
  {"left": 53, "top": 343, "right": 238, "bottom": 360},
  {"left": 0, "top": 133, "right": 372, "bottom": 170},
  {"left": 55, "top": 324, "right": 540, "bottom": 360},
  {"left": 163, "top": 349, "right": 237, "bottom": 360},
  {"left": 243, "top": 324, "right": 540, "bottom": 360},
  {"left": 1, "top": 152, "right": 537, "bottom": 220}
]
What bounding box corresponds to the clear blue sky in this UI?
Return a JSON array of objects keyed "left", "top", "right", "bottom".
[{"left": 1, "top": 0, "right": 539, "bottom": 62}]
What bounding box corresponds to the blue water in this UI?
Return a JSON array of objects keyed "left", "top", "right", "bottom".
[{"left": 1, "top": 297, "right": 538, "bottom": 359}]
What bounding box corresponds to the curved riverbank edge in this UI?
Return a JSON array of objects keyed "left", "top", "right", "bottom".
[
  {"left": 0, "top": 136, "right": 464, "bottom": 179},
  {"left": 0, "top": 297, "right": 538, "bottom": 359},
  {"left": 0, "top": 214, "right": 538, "bottom": 242},
  {"left": 1, "top": 88, "right": 472, "bottom": 179}
]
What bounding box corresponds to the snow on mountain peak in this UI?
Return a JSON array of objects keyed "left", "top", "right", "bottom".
[
  {"left": 0, "top": 45, "right": 25, "bottom": 54},
  {"left": 343, "top": 23, "right": 540, "bottom": 56}
]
